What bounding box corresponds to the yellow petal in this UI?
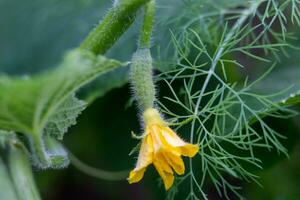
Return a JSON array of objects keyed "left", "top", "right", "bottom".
[
  {"left": 134, "top": 135, "right": 154, "bottom": 170},
  {"left": 180, "top": 144, "right": 199, "bottom": 157},
  {"left": 155, "top": 152, "right": 173, "bottom": 174},
  {"left": 161, "top": 127, "right": 199, "bottom": 157},
  {"left": 153, "top": 159, "right": 174, "bottom": 190},
  {"left": 161, "top": 127, "right": 187, "bottom": 147},
  {"left": 128, "top": 168, "right": 146, "bottom": 184},
  {"left": 128, "top": 134, "right": 154, "bottom": 184},
  {"left": 150, "top": 125, "right": 164, "bottom": 153},
  {"left": 164, "top": 151, "right": 185, "bottom": 175}
]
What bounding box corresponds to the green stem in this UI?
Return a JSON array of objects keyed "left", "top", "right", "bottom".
[
  {"left": 68, "top": 151, "right": 129, "bottom": 181},
  {"left": 139, "top": 0, "right": 155, "bottom": 48},
  {"left": 8, "top": 141, "right": 41, "bottom": 200},
  {"left": 31, "top": 134, "right": 49, "bottom": 168},
  {"left": 80, "top": 0, "right": 150, "bottom": 54},
  {"left": 0, "top": 157, "right": 18, "bottom": 200}
]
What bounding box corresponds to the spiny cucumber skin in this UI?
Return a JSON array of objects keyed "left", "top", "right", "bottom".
[{"left": 130, "top": 48, "right": 156, "bottom": 111}]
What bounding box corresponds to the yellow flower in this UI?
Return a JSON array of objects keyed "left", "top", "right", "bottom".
[{"left": 128, "top": 108, "right": 199, "bottom": 190}]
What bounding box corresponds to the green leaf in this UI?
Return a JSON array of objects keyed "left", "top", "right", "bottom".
[
  {"left": 252, "top": 63, "right": 300, "bottom": 106},
  {"left": 222, "top": 54, "right": 300, "bottom": 172},
  {"left": 245, "top": 48, "right": 300, "bottom": 126},
  {"left": 44, "top": 94, "right": 86, "bottom": 140},
  {"left": 0, "top": 0, "right": 109, "bottom": 74},
  {"left": 0, "top": 0, "right": 140, "bottom": 104},
  {"left": 0, "top": 49, "right": 123, "bottom": 168},
  {"left": 221, "top": 47, "right": 300, "bottom": 133},
  {"left": 80, "top": 68, "right": 129, "bottom": 104}
]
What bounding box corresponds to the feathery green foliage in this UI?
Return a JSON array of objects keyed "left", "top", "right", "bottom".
[{"left": 153, "top": 0, "right": 300, "bottom": 199}]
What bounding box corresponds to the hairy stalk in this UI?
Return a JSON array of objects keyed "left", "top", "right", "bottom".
[
  {"left": 0, "top": 157, "right": 17, "bottom": 200},
  {"left": 80, "top": 0, "right": 150, "bottom": 54},
  {"left": 8, "top": 140, "right": 41, "bottom": 200},
  {"left": 131, "top": 49, "right": 156, "bottom": 110},
  {"left": 130, "top": 0, "right": 156, "bottom": 110},
  {"left": 139, "top": 0, "right": 155, "bottom": 48}
]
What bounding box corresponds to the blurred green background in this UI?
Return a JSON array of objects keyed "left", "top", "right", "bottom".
[{"left": 1, "top": 0, "right": 300, "bottom": 199}]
